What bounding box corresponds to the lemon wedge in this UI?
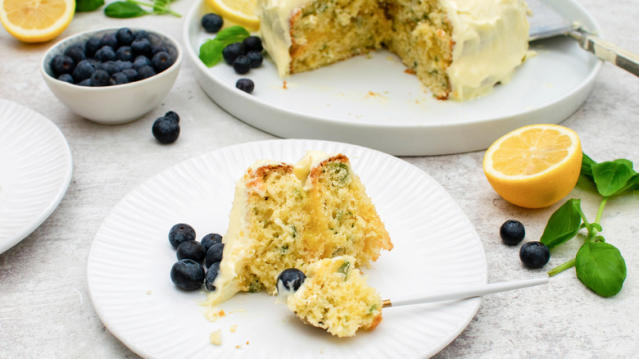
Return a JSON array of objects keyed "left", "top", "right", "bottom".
[
  {"left": 206, "top": 0, "right": 259, "bottom": 31},
  {"left": 483, "top": 124, "right": 582, "bottom": 209},
  {"left": 0, "top": 0, "right": 75, "bottom": 43}
]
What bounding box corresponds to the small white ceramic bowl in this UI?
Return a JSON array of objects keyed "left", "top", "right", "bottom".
[{"left": 41, "top": 28, "right": 182, "bottom": 125}]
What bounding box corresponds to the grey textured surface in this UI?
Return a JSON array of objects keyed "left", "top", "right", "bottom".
[{"left": 1, "top": 0, "right": 638, "bottom": 358}]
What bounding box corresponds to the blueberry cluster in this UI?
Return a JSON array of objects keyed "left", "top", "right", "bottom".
[
  {"left": 499, "top": 220, "right": 550, "bottom": 269},
  {"left": 169, "top": 223, "right": 225, "bottom": 291},
  {"left": 49, "top": 28, "right": 176, "bottom": 87},
  {"left": 223, "top": 36, "right": 263, "bottom": 94},
  {"left": 152, "top": 111, "right": 180, "bottom": 144}
]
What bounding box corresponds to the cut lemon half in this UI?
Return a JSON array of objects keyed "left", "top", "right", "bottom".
[
  {"left": 483, "top": 124, "right": 582, "bottom": 209},
  {"left": 0, "top": 0, "right": 74, "bottom": 43},
  {"left": 206, "top": 0, "right": 259, "bottom": 31}
]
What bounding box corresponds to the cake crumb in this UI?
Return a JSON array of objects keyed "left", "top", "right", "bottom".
[
  {"left": 246, "top": 340, "right": 250, "bottom": 345},
  {"left": 404, "top": 68, "right": 416, "bottom": 75},
  {"left": 209, "top": 330, "right": 222, "bottom": 346},
  {"left": 230, "top": 324, "right": 238, "bottom": 333},
  {"left": 283, "top": 81, "right": 288, "bottom": 89},
  {"left": 145, "top": 290, "right": 152, "bottom": 295},
  {"left": 204, "top": 307, "right": 226, "bottom": 322},
  {"left": 218, "top": 310, "right": 226, "bottom": 317},
  {"left": 235, "top": 345, "right": 241, "bottom": 349}
]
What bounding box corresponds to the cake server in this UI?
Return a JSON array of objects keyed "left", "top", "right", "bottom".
[
  {"left": 382, "top": 277, "right": 548, "bottom": 308},
  {"left": 528, "top": 0, "right": 639, "bottom": 77}
]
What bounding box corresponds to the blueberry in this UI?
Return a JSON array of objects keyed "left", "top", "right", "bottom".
[
  {"left": 100, "top": 32, "right": 119, "bottom": 48},
  {"left": 177, "top": 240, "right": 206, "bottom": 262},
  {"left": 116, "top": 46, "right": 133, "bottom": 61},
  {"left": 134, "top": 30, "right": 149, "bottom": 41},
  {"left": 133, "top": 55, "right": 152, "bottom": 69},
  {"left": 170, "top": 259, "right": 205, "bottom": 291},
  {"left": 200, "top": 233, "right": 222, "bottom": 252},
  {"left": 235, "top": 78, "right": 254, "bottom": 94},
  {"left": 114, "top": 60, "right": 133, "bottom": 72},
  {"left": 519, "top": 242, "right": 550, "bottom": 269},
  {"left": 204, "top": 262, "right": 220, "bottom": 291},
  {"left": 116, "top": 27, "right": 134, "bottom": 46},
  {"left": 168, "top": 223, "right": 196, "bottom": 249},
  {"left": 151, "top": 44, "right": 168, "bottom": 56},
  {"left": 90, "top": 69, "right": 110, "bottom": 87},
  {"left": 246, "top": 51, "right": 263, "bottom": 68},
  {"left": 243, "top": 36, "right": 263, "bottom": 52},
  {"left": 50, "top": 55, "right": 75, "bottom": 76},
  {"left": 57, "top": 73, "right": 74, "bottom": 84},
  {"left": 64, "top": 45, "right": 86, "bottom": 63},
  {"left": 78, "top": 78, "right": 92, "bottom": 86},
  {"left": 85, "top": 37, "right": 102, "bottom": 58},
  {"left": 233, "top": 56, "right": 251, "bottom": 74},
  {"left": 201, "top": 13, "right": 223, "bottom": 33},
  {"left": 222, "top": 42, "right": 245, "bottom": 65},
  {"left": 72, "top": 60, "right": 96, "bottom": 82},
  {"left": 111, "top": 72, "right": 129, "bottom": 85},
  {"left": 138, "top": 65, "right": 156, "bottom": 80},
  {"left": 100, "top": 61, "right": 119, "bottom": 75},
  {"left": 122, "top": 68, "right": 139, "bottom": 81},
  {"left": 132, "top": 38, "right": 152, "bottom": 56},
  {"left": 277, "top": 268, "right": 306, "bottom": 292},
  {"left": 152, "top": 116, "right": 180, "bottom": 144},
  {"left": 164, "top": 110, "right": 180, "bottom": 123},
  {"left": 152, "top": 51, "right": 173, "bottom": 72},
  {"left": 95, "top": 45, "right": 116, "bottom": 62},
  {"left": 205, "top": 242, "right": 224, "bottom": 267},
  {"left": 500, "top": 220, "right": 525, "bottom": 246}
]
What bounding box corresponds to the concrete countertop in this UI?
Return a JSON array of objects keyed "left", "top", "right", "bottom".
[{"left": 1, "top": 0, "right": 638, "bottom": 357}]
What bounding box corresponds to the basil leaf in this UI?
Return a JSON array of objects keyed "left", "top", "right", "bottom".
[
  {"left": 199, "top": 40, "right": 225, "bottom": 67},
  {"left": 575, "top": 241, "right": 626, "bottom": 297},
  {"left": 540, "top": 199, "right": 583, "bottom": 250},
  {"left": 76, "top": 0, "right": 104, "bottom": 12},
  {"left": 580, "top": 153, "right": 596, "bottom": 180},
  {"left": 215, "top": 26, "right": 250, "bottom": 44},
  {"left": 592, "top": 159, "right": 636, "bottom": 197},
  {"left": 104, "top": 1, "right": 149, "bottom": 18}
]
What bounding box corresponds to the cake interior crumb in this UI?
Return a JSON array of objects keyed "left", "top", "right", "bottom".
[{"left": 209, "top": 330, "right": 222, "bottom": 346}]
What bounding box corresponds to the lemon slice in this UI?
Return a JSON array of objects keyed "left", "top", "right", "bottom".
[
  {"left": 0, "top": 0, "right": 74, "bottom": 43},
  {"left": 206, "top": 0, "right": 259, "bottom": 31},
  {"left": 483, "top": 124, "right": 582, "bottom": 208}
]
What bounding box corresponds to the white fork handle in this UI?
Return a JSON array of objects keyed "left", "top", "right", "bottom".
[{"left": 383, "top": 277, "right": 549, "bottom": 308}]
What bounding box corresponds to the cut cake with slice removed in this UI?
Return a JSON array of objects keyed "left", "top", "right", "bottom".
[{"left": 204, "top": 151, "right": 392, "bottom": 306}]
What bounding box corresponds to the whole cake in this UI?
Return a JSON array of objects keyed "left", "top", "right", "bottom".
[
  {"left": 257, "top": 0, "right": 529, "bottom": 100},
  {"left": 205, "top": 151, "right": 392, "bottom": 305},
  {"left": 284, "top": 256, "right": 383, "bottom": 337}
]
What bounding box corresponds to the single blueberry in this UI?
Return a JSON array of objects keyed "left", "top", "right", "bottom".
[
  {"left": 95, "top": 45, "right": 116, "bottom": 62},
  {"left": 116, "top": 46, "right": 133, "bottom": 62},
  {"left": 200, "top": 233, "right": 222, "bottom": 252},
  {"left": 111, "top": 72, "right": 129, "bottom": 85},
  {"left": 133, "top": 55, "right": 152, "bottom": 69},
  {"left": 152, "top": 51, "right": 173, "bottom": 72},
  {"left": 222, "top": 42, "right": 245, "bottom": 65},
  {"left": 235, "top": 78, "right": 254, "bottom": 94},
  {"left": 152, "top": 116, "right": 180, "bottom": 144},
  {"left": 177, "top": 240, "right": 206, "bottom": 262},
  {"left": 77, "top": 78, "right": 92, "bottom": 86},
  {"left": 170, "top": 259, "right": 205, "bottom": 291},
  {"left": 72, "top": 60, "right": 96, "bottom": 82},
  {"left": 134, "top": 30, "right": 149, "bottom": 41},
  {"left": 169, "top": 223, "right": 196, "bottom": 249},
  {"left": 243, "top": 36, "right": 263, "bottom": 52},
  {"left": 116, "top": 27, "right": 134, "bottom": 46},
  {"left": 85, "top": 37, "right": 102, "bottom": 58},
  {"left": 64, "top": 45, "right": 86, "bottom": 63},
  {"left": 201, "top": 13, "right": 223, "bottom": 33},
  {"left": 205, "top": 242, "right": 224, "bottom": 268},
  {"left": 122, "top": 68, "right": 139, "bottom": 81},
  {"left": 151, "top": 44, "right": 168, "bottom": 56},
  {"left": 100, "top": 61, "right": 119, "bottom": 75},
  {"left": 277, "top": 268, "right": 306, "bottom": 292},
  {"left": 100, "top": 32, "right": 119, "bottom": 49},
  {"left": 164, "top": 110, "right": 180, "bottom": 123},
  {"left": 520, "top": 242, "right": 550, "bottom": 269},
  {"left": 233, "top": 56, "right": 251, "bottom": 74},
  {"left": 50, "top": 55, "right": 75, "bottom": 76},
  {"left": 131, "top": 38, "right": 152, "bottom": 57},
  {"left": 204, "top": 262, "right": 220, "bottom": 291},
  {"left": 90, "top": 69, "right": 110, "bottom": 87},
  {"left": 114, "top": 60, "right": 133, "bottom": 72},
  {"left": 246, "top": 51, "right": 263, "bottom": 68},
  {"left": 137, "top": 65, "right": 156, "bottom": 79},
  {"left": 57, "top": 73, "right": 74, "bottom": 84},
  {"left": 500, "top": 220, "right": 525, "bottom": 246}
]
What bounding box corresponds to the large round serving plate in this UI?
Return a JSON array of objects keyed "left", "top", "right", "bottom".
[
  {"left": 0, "top": 99, "right": 73, "bottom": 254},
  {"left": 183, "top": 0, "right": 601, "bottom": 156},
  {"left": 87, "top": 139, "right": 486, "bottom": 358}
]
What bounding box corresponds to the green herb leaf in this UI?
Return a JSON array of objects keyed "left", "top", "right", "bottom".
[
  {"left": 76, "top": 0, "right": 105, "bottom": 12},
  {"left": 540, "top": 199, "right": 583, "bottom": 250},
  {"left": 104, "top": 1, "right": 149, "bottom": 18},
  {"left": 198, "top": 26, "right": 251, "bottom": 67},
  {"left": 337, "top": 261, "right": 351, "bottom": 279},
  {"left": 580, "top": 152, "right": 597, "bottom": 182},
  {"left": 592, "top": 159, "right": 636, "bottom": 197},
  {"left": 575, "top": 241, "right": 626, "bottom": 297},
  {"left": 214, "top": 26, "right": 250, "bottom": 44}
]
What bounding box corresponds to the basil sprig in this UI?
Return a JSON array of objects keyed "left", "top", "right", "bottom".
[
  {"left": 199, "top": 26, "right": 251, "bottom": 67},
  {"left": 543, "top": 153, "right": 637, "bottom": 297},
  {"left": 104, "top": 0, "right": 180, "bottom": 18}
]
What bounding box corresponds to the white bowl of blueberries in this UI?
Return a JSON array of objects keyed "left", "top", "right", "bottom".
[{"left": 41, "top": 27, "right": 182, "bottom": 125}]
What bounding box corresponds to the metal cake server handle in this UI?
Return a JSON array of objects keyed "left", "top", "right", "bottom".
[{"left": 569, "top": 30, "right": 639, "bottom": 77}]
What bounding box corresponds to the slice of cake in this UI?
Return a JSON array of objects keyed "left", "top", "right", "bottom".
[
  {"left": 285, "top": 256, "right": 383, "bottom": 337},
  {"left": 205, "top": 151, "right": 392, "bottom": 306},
  {"left": 257, "top": 0, "right": 529, "bottom": 100}
]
